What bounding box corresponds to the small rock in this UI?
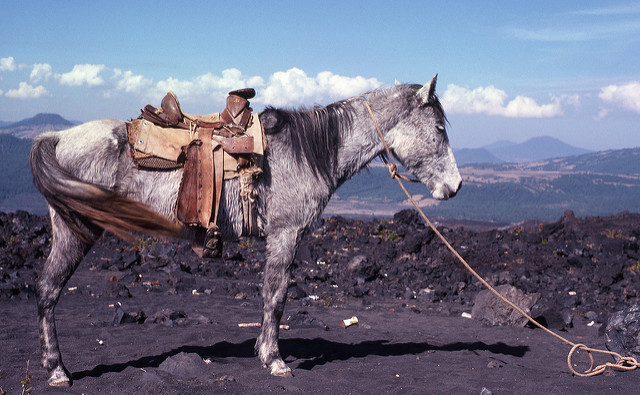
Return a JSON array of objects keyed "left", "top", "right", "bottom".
[
  {"left": 287, "top": 283, "right": 308, "bottom": 300},
  {"left": 158, "top": 352, "right": 210, "bottom": 378},
  {"left": 285, "top": 311, "right": 329, "bottom": 330},
  {"left": 152, "top": 309, "right": 188, "bottom": 327},
  {"left": 347, "top": 255, "right": 379, "bottom": 281},
  {"left": 112, "top": 304, "right": 147, "bottom": 326},
  {"left": 105, "top": 282, "right": 132, "bottom": 298},
  {"left": 487, "top": 360, "right": 503, "bottom": 368}
]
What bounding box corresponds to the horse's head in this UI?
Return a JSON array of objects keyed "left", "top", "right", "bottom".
[{"left": 385, "top": 75, "right": 462, "bottom": 200}]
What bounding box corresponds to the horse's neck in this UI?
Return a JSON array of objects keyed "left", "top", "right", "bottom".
[{"left": 335, "top": 97, "right": 397, "bottom": 187}]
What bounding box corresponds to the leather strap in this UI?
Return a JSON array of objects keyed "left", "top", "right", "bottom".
[
  {"left": 239, "top": 172, "right": 258, "bottom": 236},
  {"left": 197, "top": 129, "right": 215, "bottom": 228},
  {"left": 211, "top": 134, "right": 253, "bottom": 154},
  {"left": 175, "top": 140, "right": 201, "bottom": 224},
  {"left": 211, "top": 146, "right": 224, "bottom": 227}
]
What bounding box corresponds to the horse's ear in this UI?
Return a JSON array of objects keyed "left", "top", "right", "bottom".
[{"left": 417, "top": 74, "right": 438, "bottom": 104}]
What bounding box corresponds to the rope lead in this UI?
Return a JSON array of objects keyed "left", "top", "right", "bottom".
[{"left": 363, "top": 98, "right": 639, "bottom": 377}]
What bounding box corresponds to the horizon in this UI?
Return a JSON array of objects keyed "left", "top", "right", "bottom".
[
  {"left": 3, "top": 112, "right": 639, "bottom": 154},
  {"left": 1, "top": 1, "right": 639, "bottom": 151}
]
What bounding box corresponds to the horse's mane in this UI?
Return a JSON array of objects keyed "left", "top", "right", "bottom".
[
  {"left": 259, "top": 84, "right": 447, "bottom": 185},
  {"left": 261, "top": 99, "right": 355, "bottom": 185}
]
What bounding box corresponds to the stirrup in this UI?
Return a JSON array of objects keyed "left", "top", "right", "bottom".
[{"left": 202, "top": 224, "right": 222, "bottom": 258}]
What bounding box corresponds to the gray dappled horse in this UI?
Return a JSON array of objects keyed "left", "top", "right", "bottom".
[{"left": 30, "top": 75, "right": 462, "bottom": 386}]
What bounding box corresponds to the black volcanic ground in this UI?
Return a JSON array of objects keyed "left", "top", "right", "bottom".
[{"left": 1, "top": 209, "right": 639, "bottom": 393}]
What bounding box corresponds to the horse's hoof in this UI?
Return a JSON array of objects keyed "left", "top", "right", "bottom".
[
  {"left": 268, "top": 360, "right": 293, "bottom": 377},
  {"left": 48, "top": 366, "right": 71, "bottom": 387},
  {"left": 271, "top": 367, "right": 294, "bottom": 378}
]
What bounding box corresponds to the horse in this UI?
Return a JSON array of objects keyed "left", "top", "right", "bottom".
[{"left": 30, "top": 74, "right": 462, "bottom": 386}]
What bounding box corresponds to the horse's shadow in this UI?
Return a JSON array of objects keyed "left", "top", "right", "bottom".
[{"left": 72, "top": 337, "right": 529, "bottom": 381}]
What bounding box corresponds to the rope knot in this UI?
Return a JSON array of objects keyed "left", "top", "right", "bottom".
[{"left": 387, "top": 163, "right": 398, "bottom": 178}]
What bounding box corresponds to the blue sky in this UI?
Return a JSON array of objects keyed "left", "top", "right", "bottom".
[{"left": 1, "top": 1, "right": 639, "bottom": 150}]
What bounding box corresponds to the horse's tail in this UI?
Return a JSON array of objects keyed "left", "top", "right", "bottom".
[{"left": 30, "top": 134, "right": 185, "bottom": 243}]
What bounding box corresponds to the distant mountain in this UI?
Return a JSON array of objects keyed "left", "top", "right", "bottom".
[
  {"left": 0, "top": 113, "right": 76, "bottom": 139},
  {"left": 454, "top": 148, "right": 503, "bottom": 166},
  {"left": 326, "top": 147, "right": 640, "bottom": 222},
  {"left": 1, "top": 125, "right": 638, "bottom": 223},
  {"left": 0, "top": 120, "right": 13, "bottom": 128},
  {"left": 483, "top": 140, "right": 517, "bottom": 151},
  {"left": 485, "top": 136, "right": 591, "bottom": 163},
  {"left": 520, "top": 147, "right": 640, "bottom": 175},
  {"left": 0, "top": 134, "right": 46, "bottom": 214}
]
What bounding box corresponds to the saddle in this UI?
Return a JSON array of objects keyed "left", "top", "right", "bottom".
[{"left": 126, "top": 89, "right": 265, "bottom": 258}]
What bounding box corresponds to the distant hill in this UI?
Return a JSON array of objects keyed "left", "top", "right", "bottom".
[
  {"left": 0, "top": 113, "right": 76, "bottom": 139},
  {"left": 0, "top": 134, "right": 46, "bottom": 214},
  {"left": 454, "top": 148, "right": 503, "bottom": 166},
  {"left": 528, "top": 148, "right": 640, "bottom": 175},
  {"left": 454, "top": 136, "right": 591, "bottom": 166},
  {"left": 0, "top": 123, "right": 638, "bottom": 223},
  {"left": 326, "top": 147, "right": 640, "bottom": 222},
  {"left": 486, "top": 136, "right": 591, "bottom": 163}
]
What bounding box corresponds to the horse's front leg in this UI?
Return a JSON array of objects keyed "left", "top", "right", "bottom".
[{"left": 256, "top": 227, "right": 301, "bottom": 377}]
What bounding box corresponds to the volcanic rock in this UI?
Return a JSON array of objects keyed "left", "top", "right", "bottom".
[
  {"left": 158, "top": 352, "right": 211, "bottom": 378},
  {"left": 472, "top": 285, "right": 539, "bottom": 327},
  {"left": 284, "top": 311, "right": 329, "bottom": 330},
  {"left": 112, "top": 303, "right": 147, "bottom": 326},
  {"left": 605, "top": 304, "right": 640, "bottom": 360}
]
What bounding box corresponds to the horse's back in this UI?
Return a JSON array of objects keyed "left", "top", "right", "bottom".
[
  {"left": 36, "top": 119, "right": 127, "bottom": 188},
  {"left": 50, "top": 118, "right": 125, "bottom": 156}
]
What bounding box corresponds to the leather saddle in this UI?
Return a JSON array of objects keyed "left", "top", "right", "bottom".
[
  {"left": 141, "top": 88, "right": 256, "bottom": 134},
  {"left": 129, "top": 89, "right": 262, "bottom": 258}
]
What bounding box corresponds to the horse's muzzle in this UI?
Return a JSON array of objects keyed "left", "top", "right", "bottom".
[{"left": 432, "top": 179, "right": 462, "bottom": 200}]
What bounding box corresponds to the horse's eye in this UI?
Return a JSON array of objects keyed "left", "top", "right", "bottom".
[{"left": 436, "top": 124, "right": 445, "bottom": 132}]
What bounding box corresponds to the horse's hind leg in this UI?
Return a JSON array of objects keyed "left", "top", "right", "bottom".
[
  {"left": 37, "top": 211, "right": 100, "bottom": 387},
  {"left": 255, "top": 227, "right": 301, "bottom": 377}
]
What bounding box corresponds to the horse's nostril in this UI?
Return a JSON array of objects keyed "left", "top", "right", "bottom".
[{"left": 447, "top": 181, "right": 462, "bottom": 199}]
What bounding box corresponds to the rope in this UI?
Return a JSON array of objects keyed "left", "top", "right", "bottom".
[{"left": 363, "top": 99, "right": 639, "bottom": 377}]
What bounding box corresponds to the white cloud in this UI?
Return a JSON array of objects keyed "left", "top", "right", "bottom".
[
  {"left": 112, "top": 69, "right": 153, "bottom": 93},
  {"left": 112, "top": 68, "right": 266, "bottom": 106},
  {"left": 441, "top": 84, "right": 508, "bottom": 116},
  {"left": 30, "top": 63, "right": 53, "bottom": 83},
  {"left": 441, "top": 84, "right": 577, "bottom": 118},
  {"left": 594, "top": 107, "right": 610, "bottom": 120},
  {"left": 81, "top": 66, "right": 380, "bottom": 107},
  {"left": 57, "top": 64, "right": 106, "bottom": 87},
  {"left": 260, "top": 68, "right": 382, "bottom": 106},
  {"left": 598, "top": 81, "right": 640, "bottom": 113},
  {"left": 0, "top": 56, "right": 18, "bottom": 72},
  {"left": 5, "top": 81, "right": 48, "bottom": 99},
  {"left": 158, "top": 68, "right": 265, "bottom": 97}
]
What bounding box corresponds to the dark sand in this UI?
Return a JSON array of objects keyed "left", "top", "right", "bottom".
[{"left": 1, "top": 210, "right": 639, "bottom": 393}]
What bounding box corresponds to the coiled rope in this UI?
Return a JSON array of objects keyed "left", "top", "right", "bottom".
[{"left": 363, "top": 99, "right": 639, "bottom": 377}]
